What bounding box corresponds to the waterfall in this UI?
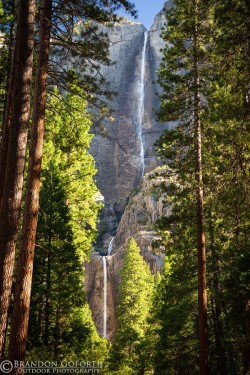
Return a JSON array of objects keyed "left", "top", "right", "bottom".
[
  {"left": 102, "top": 256, "right": 107, "bottom": 338},
  {"left": 107, "top": 237, "right": 114, "bottom": 256},
  {"left": 138, "top": 31, "right": 148, "bottom": 177},
  {"left": 102, "top": 237, "right": 114, "bottom": 338}
]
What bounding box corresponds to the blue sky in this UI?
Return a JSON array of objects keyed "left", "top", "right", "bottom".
[{"left": 121, "top": 1, "right": 165, "bottom": 30}]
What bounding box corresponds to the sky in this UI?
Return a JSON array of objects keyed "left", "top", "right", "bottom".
[{"left": 120, "top": 0, "right": 165, "bottom": 30}]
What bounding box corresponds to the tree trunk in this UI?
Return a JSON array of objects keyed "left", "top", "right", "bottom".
[
  {"left": 44, "top": 178, "right": 53, "bottom": 347},
  {"left": 193, "top": 1, "right": 208, "bottom": 373},
  {"left": 8, "top": 0, "right": 52, "bottom": 367},
  {"left": 44, "top": 240, "right": 51, "bottom": 347},
  {"left": 0, "top": 13, "right": 16, "bottom": 207},
  {"left": 53, "top": 307, "right": 63, "bottom": 358},
  {"left": 209, "top": 222, "right": 227, "bottom": 375},
  {"left": 0, "top": 0, "right": 35, "bottom": 359}
]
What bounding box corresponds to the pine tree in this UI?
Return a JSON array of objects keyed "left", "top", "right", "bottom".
[
  {"left": 155, "top": 0, "right": 250, "bottom": 373},
  {"left": 25, "top": 86, "right": 102, "bottom": 360},
  {"left": 151, "top": 253, "right": 199, "bottom": 375},
  {"left": 157, "top": 1, "right": 212, "bottom": 372},
  {"left": 8, "top": 0, "right": 52, "bottom": 367},
  {"left": 0, "top": 0, "right": 35, "bottom": 358},
  {"left": 203, "top": 1, "right": 250, "bottom": 372},
  {"left": 0, "top": 0, "right": 137, "bottom": 362},
  {"left": 109, "top": 238, "right": 154, "bottom": 374}
]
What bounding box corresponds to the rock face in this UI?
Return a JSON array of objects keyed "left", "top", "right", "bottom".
[
  {"left": 84, "top": 253, "right": 117, "bottom": 341},
  {"left": 84, "top": 168, "right": 170, "bottom": 340},
  {"left": 91, "top": 20, "right": 148, "bottom": 246},
  {"left": 144, "top": 0, "right": 174, "bottom": 172},
  {"left": 90, "top": 2, "right": 175, "bottom": 241},
  {"left": 85, "top": 2, "right": 175, "bottom": 339}
]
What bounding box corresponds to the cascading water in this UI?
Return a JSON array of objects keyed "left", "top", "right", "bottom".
[
  {"left": 102, "top": 237, "right": 114, "bottom": 338},
  {"left": 137, "top": 31, "right": 148, "bottom": 177},
  {"left": 102, "top": 256, "right": 107, "bottom": 338},
  {"left": 107, "top": 237, "right": 114, "bottom": 256}
]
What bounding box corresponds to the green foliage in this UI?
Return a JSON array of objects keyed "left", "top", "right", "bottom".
[
  {"left": 109, "top": 239, "right": 154, "bottom": 374},
  {"left": 43, "top": 85, "right": 101, "bottom": 257},
  {"left": 149, "top": 0, "right": 250, "bottom": 374},
  {"left": 27, "top": 87, "right": 105, "bottom": 360},
  {"left": 150, "top": 258, "right": 199, "bottom": 375}
]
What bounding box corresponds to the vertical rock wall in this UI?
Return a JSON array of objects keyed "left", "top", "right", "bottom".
[
  {"left": 90, "top": 21, "right": 147, "bottom": 237},
  {"left": 85, "top": 1, "right": 175, "bottom": 339},
  {"left": 90, "top": 2, "right": 174, "bottom": 241}
]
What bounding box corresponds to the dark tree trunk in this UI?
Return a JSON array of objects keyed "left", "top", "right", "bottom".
[
  {"left": 53, "top": 307, "right": 62, "bottom": 358},
  {"left": 44, "top": 241, "right": 51, "bottom": 347},
  {"left": 0, "top": 14, "right": 16, "bottom": 207},
  {"left": 0, "top": 0, "right": 35, "bottom": 359},
  {"left": 193, "top": 1, "right": 208, "bottom": 373},
  {"left": 44, "top": 175, "right": 53, "bottom": 347},
  {"left": 8, "top": 0, "right": 52, "bottom": 368},
  {"left": 209, "top": 223, "right": 227, "bottom": 375}
]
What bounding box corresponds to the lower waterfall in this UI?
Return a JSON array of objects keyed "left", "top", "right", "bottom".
[
  {"left": 102, "top": 238, "right": 114, "bottom": 338},
  {"left": 102, "top": 256, "right": 107, "bottom": 338}
]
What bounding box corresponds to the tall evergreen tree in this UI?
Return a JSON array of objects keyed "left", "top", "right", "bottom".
[
  {"left": 157, "top": 1, "right": 212, "bottom": 372},
  {"left": 26, "top": 86, "right": 102, "bottom": 360},
  {"left": 203, "top": 1, "right": 250, "bottom": 372},
  {"left": 154, "top": 0, "right": 250, "bottom": 373},
  {"left": 0, "top": 0, "right": 136, "bottom": 362},
  {"left": 109, "top": 238, "right": 154, "bottom": 375},
  {"left": 27, "top": 167, "right": 105, "bottom": 360},
  {"left": 8, "top": 0, "right": 52, "bottom": 367},
  {"left": 150, "top": 251, "right": 199, "bottom": 375},
  {"left": 0, "top": 0, "right": 15, "bottom": 128},
  {"left": 0, "top": 0, "right": 35, "bottom": 358}
]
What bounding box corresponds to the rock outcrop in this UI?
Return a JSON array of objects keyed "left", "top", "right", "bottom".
[{"left": 84, "top": 168, "right": 169, "bottom": 340}]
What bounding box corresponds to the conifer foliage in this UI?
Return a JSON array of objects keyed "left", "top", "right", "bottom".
[
  {"left": 152, "top": 0, "right": 250, "bottom": 374},
  {"left": 26, "top": 87, "right": 104, "bottom": 359},
  {"left": 0, "top": 0, "right": 137, "bottom": 364},
  {"left": 157, "top": 1, "right": 211, "bottom": 372},
  {"left": 109, "top": 238, "right": 154, "bottom": 375}
]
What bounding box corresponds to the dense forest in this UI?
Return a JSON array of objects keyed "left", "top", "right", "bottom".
[{"left": 0, "top": 0, "right": 250, "bottom": 375}]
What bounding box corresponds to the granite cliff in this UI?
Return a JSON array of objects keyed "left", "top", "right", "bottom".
[
  {"left": 84, "top": 1, "right": 174, "bottom": 339},
  {"left": 90, "top": 1, "right": 174, "bottom": 243}
]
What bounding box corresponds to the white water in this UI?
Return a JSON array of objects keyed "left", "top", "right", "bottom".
[
  {"left": 102, "top": 237, "right": 114, "bottom": 338},
  {"left": 137, "top": 31, "right": 148, "bottom": 177},
  {"left": 102, "top": 256, "right": 107, "bottom": 338},
  {"left": 107, "top": 237, "right": 114, "bottom": 256}
]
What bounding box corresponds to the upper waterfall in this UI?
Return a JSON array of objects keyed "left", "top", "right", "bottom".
[
  {"left": 137, "top": 31, "right": 148, "bottom": 177},
  {"left": 86, "top": 3, "right": 173, "bottom": 252}
]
